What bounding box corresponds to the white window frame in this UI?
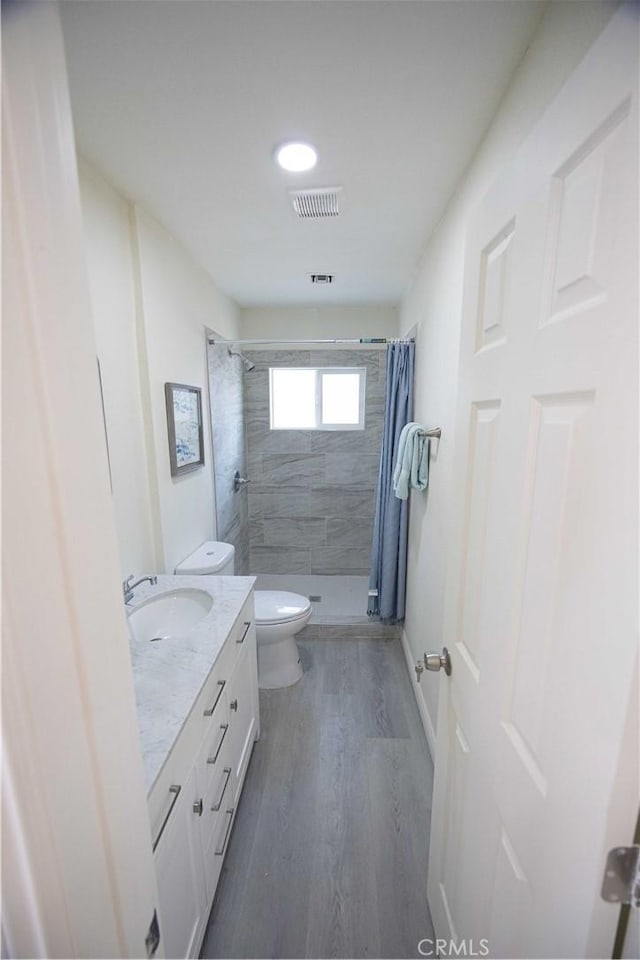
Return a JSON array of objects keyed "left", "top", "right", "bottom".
[{"left": 269, "top": 366, "right": 367, "bottom": 431}]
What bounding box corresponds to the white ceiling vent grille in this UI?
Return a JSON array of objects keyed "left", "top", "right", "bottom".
[{"left": 290, "top": 187, "right": 341, "bottom": 219}]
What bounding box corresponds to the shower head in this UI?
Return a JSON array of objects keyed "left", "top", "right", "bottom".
[{"left": 228, "top": 349, "right": 256, "bottom": 372}]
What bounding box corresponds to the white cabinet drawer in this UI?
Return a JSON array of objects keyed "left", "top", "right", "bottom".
[
  {"left": 195, "top": 635, "right": 236, "bottom": 727},
  {"left": 197, "top": 733, "right": 235, "bottom": 901},
  {"left": 201, "top": 802, "right": 236, "bottom": 903},
  {"left": 229, "top": 607, "right": 253, "bottom": 649},
  {"left": 212, "top": 803, "right": 235, "bottom": 859},
  {"left": 196, "top": 704, "right": 233, "bottom": 802}
]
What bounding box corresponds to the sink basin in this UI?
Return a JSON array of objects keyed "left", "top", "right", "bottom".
[{"left": 128, "top": 588, "right": 213, "bottom": 642}]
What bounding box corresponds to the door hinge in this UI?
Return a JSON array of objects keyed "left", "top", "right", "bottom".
[{"left": 602, "top": 846, "right": 640, "bottom": 908}]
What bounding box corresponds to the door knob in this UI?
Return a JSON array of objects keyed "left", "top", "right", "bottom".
[{"left": 423, "top": 647, "right": 452, "bottom": 676}]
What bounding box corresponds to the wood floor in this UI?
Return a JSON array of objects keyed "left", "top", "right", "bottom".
[{"left": 201, "top": 638, "right": 435, "bottom": 960}]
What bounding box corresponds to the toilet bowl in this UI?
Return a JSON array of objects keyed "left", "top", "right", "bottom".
[
  {"left": 252, "top": 590, "right": 310, "bottom": 688},
  {"left": 174, "top": 541, "right": 310, "bottom": 689}
]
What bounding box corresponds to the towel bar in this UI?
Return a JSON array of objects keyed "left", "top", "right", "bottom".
[{"left": 419, "top": 427, "right": 441, "bottom": 439}]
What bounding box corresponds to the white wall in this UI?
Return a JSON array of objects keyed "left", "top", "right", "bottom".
[
  {"left": 79, "top": 161, "right": 157, "bottom": 576},
  {"left": 79, "top": 161, "right": 240, "bottom": 576},
  {"left": 134, "top": 206, "right": 239, "bottom": 572},
  {"left": 240, "top": 304, "right": 398, "bottom": 341},
  {"left": 400, "top": 0, "right": 618, "bottom": 753}
]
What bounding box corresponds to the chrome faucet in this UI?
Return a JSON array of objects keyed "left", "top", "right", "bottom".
[{"left": 123, "top": 574, "right": 157, "bottom": 604}]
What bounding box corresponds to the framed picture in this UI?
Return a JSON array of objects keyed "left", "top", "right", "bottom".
[{"left": 164, "top": 382, "right": 205, "bottom": 477}]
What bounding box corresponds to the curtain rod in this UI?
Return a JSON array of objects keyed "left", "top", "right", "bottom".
[{"left": 207, "top": 337, "right": 414, "bottom": 346}]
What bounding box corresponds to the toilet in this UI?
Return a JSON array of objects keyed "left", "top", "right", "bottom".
[{"left": 174, "top": 541, "right": 311, "bottom": 689}]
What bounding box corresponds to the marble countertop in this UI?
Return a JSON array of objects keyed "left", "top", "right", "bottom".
[{"left": 127, "top": 574, "right": 255, "bottom": 793}]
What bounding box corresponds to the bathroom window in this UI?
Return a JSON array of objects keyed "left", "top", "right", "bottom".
[{"left": 269, "top": 367, "right": 366, "bottom": 430}]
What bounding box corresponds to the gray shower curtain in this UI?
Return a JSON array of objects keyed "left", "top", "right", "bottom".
[{"left": 367, "top": 341, "right": 415, "bottom": 622}]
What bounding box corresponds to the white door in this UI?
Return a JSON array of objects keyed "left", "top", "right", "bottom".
[
  {"left": 2, "top": 3, "right": 160, "bottom": 957},
  {"left": 427, "top": 8, "right": 638, "bottom": 959}
]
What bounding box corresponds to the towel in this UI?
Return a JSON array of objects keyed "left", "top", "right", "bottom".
[{"left": 393, "top": 422, "right": 430, "bottom": 500}]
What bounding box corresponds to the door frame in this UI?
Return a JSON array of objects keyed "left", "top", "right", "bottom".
[{"left": 2, "top": 3, "right": 159, "bottom": 955}]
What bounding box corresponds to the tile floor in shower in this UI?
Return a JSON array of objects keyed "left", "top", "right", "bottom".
[{"left": 253, "top": 574, "right": 370, "bottom": 624}]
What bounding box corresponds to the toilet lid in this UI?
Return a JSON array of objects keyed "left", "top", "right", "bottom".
[
  {"left": 254, "top": 590, "right": 311, "bottom": 625},
  {"left": 174, "top": 541, "right": 234, "bottom": 575}
]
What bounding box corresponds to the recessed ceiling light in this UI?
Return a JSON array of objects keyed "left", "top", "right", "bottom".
[{"left": 275, "top": 141, "right": 318, "bottom": 173}]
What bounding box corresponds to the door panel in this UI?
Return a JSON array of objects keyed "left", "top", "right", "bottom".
[
  {"left": 458, "top": 400, "right": 502, "bottom": 681},
  {"left": 542, "top": 99, "right": 631, "bottom": 327}
]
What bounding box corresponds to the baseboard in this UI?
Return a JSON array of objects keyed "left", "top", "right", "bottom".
[
  {"left": 299, "top": 621, "right": 402, "bottom": 641},
  {"left": 401, "top": 628, "right": 436, "bottom": 759}
]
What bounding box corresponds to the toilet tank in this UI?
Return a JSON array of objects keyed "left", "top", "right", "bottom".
[{"left": 174, "top": 541, "right": 235, "bottom": 576}]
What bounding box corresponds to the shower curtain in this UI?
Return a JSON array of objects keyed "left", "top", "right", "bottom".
[{"left": 367, "top": 341, "right": 415, "bottom": 622}]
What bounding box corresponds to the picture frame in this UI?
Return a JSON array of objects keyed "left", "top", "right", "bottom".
[{"left": 164, "top": 382, "right": 205, "bottom": 477}]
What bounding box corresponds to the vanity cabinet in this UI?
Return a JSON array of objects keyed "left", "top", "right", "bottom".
[{"left": 148, "top": 594, "right": 258, "bottom": 959}]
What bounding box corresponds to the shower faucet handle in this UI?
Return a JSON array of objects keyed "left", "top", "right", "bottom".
[{"left": 233, "top": 471, "right": 251, "bottom": 493}]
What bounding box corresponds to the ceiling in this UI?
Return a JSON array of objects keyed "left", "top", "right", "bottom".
[{"left": 60, "top": 0, "right": 545, "bottom": 307}]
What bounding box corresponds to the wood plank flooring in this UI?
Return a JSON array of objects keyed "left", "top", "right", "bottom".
[{"left": 201, "top": 638, "right": 435, "bottom": 959}]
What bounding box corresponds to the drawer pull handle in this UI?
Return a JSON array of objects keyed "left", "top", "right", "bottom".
[
  {"left": 152, "top": 784, "right": 181, "bottom": 852},
  {"left": 207, "top": 723, "right": 229, "bottom": 765},
  {"left": 204, "top": 680, "right": 225, "bottom": 717},
  {"left": 237, "top": 621, "right": 251, "bottom": 644},
  {"left": 230, "top": 699, "right": 238, "bottom": 712},
  {"left": 193, "top": 798, "right": 203, "bottom": 817},
  {"left": 211, "top": 767, "right": 232, "bottom": 812},
  {"left": 215, "top": 808, "right": 234, "bottom": 856}
]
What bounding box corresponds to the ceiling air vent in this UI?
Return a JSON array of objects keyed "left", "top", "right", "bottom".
[
  {"left": 290, "top": 187, "right": 341, "bottom": 219},
  {"left": 311, "top": 274, "right": 333, "bottom": 284}
]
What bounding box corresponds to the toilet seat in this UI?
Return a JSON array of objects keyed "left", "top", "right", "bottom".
[{"left": 254, "top": 590, "right": 311, "bottom": 626}]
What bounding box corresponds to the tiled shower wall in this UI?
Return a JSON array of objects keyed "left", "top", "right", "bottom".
[
  {"left": 208, "top": 344, "right": 250, "bottom": 574},
  {"left": 244, "top": 349, "right": 386, "bottom": 575}
]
